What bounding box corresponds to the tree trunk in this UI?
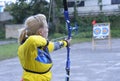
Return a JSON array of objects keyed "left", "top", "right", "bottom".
[{"left": 52, "top": 0, "right": 59, "bottom": 33}]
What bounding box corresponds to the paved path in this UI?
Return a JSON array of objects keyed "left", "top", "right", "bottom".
[
  {"left": 0, "top": 39, "right": 120, "bottom": 81},
  {"left": 0, "top": 40, "right": 17, "bottom": 45}
]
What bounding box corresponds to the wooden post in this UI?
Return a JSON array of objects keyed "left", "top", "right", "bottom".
[{"left": 92, "top": 23, "right": 111, "bottom": 50}]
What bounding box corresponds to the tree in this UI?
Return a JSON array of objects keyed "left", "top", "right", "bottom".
[
  {"left": 5, "top": 0, "right": 49, "bottom": 24},
  {"left": 50, "top": 0, "right": 66, "bottom": 34},
  {"left": 5, "top": 2, "right": 30, "bottom": 23},
  {"left": 98, "top": 0, "right": 102, "bottom": 12}
]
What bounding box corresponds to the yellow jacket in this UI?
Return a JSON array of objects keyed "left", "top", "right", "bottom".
[{"left": 18, "top": 35, "right": 67, "bottom": 81}]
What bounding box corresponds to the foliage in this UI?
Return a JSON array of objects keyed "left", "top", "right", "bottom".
[
  {"left": 5, "top": 0, "right": 49, "bottom": 24},
  {"left": 0, "top": 25, "right": 5, "bottom": 39},
  {"left": 5, "top": 2, "right": 31, "bottom": 23},
  {"left": 49, "top": 33, "right": 65, "bottom": 40}
]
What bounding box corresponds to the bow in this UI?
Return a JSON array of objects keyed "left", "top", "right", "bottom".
[{"left": 63, "top": 0, "right": 71, "bottom": 81}]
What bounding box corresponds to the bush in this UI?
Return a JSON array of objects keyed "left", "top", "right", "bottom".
[
  {"left": 69, "top": 13, "right": 120, "bottom": 38},
  {"left": 0, "top": 25, "right": 5, "bottom": 40}
]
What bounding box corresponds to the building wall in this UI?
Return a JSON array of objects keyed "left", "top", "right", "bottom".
[
  {"left": 85, "top": 0, "right": 98, "bottom": 6},
  {"left": 0, "top": 12, "right": 13, "bottom": 21},
  {"left": 68, "top": 0, "right": 120, "bottom": 15},
  {"left": 102, "top": 0, "right": 111, "bottom": 5},
  {"left": 5, "top": 24, "right": 24, "bottom": 39}
]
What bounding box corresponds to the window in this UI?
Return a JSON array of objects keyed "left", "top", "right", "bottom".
[
  {"left": 67, "top": 1, "right": 84, "bottom": 7},
  {"left": 68, "top": 2, "right": 74, "bottom": 7},
  {"left": 76, "top": 1, "right": 84, "bottom": 7},
  {"left": 111, "top": 0, "right": 120, "bottom": 4}
]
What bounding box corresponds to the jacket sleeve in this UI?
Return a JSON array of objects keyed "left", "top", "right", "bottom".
[
  {"left": 47, "top": 40, "right": 68, "bottom": 52},
  {"left": 23, "top": 35, "right": 48, "bottom": 50}
]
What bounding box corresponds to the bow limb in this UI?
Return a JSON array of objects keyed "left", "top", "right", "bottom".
[
  {"left": 63, "top": 0, "right": 72, "bottom": 39},
  {"left": 63, "top": 0, "right": 71, "bottom": 81}
]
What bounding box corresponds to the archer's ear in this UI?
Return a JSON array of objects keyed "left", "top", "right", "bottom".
[{"left": 36, "top": 28, "right": 42, "bottom": 35}]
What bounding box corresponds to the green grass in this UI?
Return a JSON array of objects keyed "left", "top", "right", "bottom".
[
  {"left": 0, "top": 43, "right": 18, "bottom": 60},
  {"left": 0, "top": 37, "right": 90, "bottom": 61},
  {"left": 72, "top": 37, "right": 92, "bottom": 44}
]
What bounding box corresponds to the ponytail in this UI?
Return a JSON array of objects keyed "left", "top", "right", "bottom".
[{"left": 18, "top": 28, "right": 28, "bottom": 44}]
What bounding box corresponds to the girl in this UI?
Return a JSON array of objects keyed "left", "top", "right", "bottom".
[{"left": 18, "top": 14, "right": 70, "bottom": 81}]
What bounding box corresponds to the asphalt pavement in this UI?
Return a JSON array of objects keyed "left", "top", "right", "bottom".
[{"left": 0, "top": 38, "right": 120, "bottom": 81}]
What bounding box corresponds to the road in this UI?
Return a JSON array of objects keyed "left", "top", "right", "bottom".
[{"left": 0, "top": 38, "right": 120, "bottom": 81}]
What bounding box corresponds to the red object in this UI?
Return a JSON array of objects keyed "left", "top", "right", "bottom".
[{"left": 92, "top": 20, "right": 96, "bottom": 25}]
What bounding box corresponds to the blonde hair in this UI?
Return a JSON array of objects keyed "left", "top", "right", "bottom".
[{"left": 18, "top": 14, "right": 47, "bottom": 44}]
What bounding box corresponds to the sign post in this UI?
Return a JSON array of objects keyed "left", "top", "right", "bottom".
[{"left": 92, "top": 23, "right": 111, "bottom": 50}]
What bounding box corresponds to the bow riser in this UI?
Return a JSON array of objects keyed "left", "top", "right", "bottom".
[{"left": 64, "top": 11, "right": 72, "bottom": 39}]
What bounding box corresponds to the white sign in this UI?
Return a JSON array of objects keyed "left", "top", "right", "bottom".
[{"left": 93, "top": 23, "right": 110, "bottom": 39}]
